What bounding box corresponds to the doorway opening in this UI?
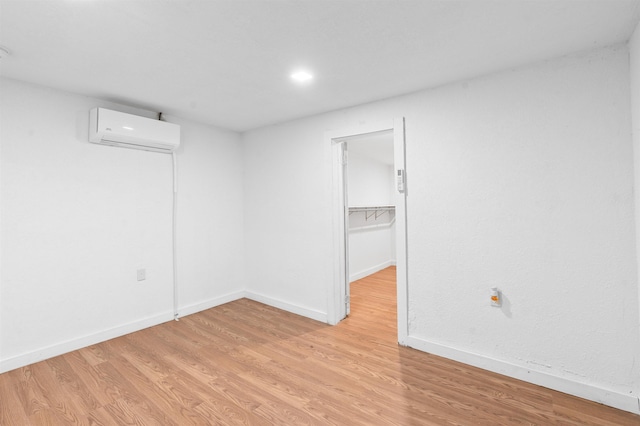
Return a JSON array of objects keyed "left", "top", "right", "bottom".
[
  {"left": 326, "top": 118, "right": 408, "bottom": 345},
  {"left": 344, "top": 130, "right": 396, "bottom": 326}
]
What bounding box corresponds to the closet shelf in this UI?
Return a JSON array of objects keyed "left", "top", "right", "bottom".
[
  {"left": 349, "top": 205, "right": 395, "bottom": 220},
  {"left": 350, "top": 217, "right": 396, "bottom": 232}
]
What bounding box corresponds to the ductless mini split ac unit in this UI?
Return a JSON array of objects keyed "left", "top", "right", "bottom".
[{"left": 89, "top": 107, "right": 180, "bottom": 153}]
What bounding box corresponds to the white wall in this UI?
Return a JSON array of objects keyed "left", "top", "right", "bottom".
[
  {"left": 631, "top": 16, "right": 640, "bottom": 358},
  {"left": 347, "top": 151, "right": 393, "bottom": 207},
  {"left": 347, "top": 151, "right": 395, "bottom": 281},
  {"left": 406, "top": 45, "right": 638, "bottom": 414},
  {"left": 242, "top": 120, "right": 331, "bottom": 321},
  {"left": 0, "top": 78, "right": 244, "bottom": 372},
  {"left": 348, "top": 226, "right": 394, "bottom": 282},
  {"left": 242, "top": 45, "right": 640, "bottom": 412},
  {"left": 167, "top": 115, "right": 245, "bottom": 316}
]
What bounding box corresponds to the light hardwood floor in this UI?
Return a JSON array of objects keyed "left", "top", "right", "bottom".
[{"left": 1, "top": 266, "right": 638, "bottom": 425}]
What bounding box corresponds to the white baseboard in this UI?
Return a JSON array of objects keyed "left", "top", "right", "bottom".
[
  {"left": 0, "top": 291, "right": 320, "bottom": 374},
  {"left": 405, "top": 336, "right": 640, "bottom": 415},
  {"left": 0, "top": 311, "right": 174, "bottom": 374},
  {"left": 245, "top": 291, "right": 328, "bottom": 324},
  {"left": 178, "top": 291, "right": 245, "bottom": 318},
  {"left": 350, "top": 260, "right": 396, "bottom": 282}
]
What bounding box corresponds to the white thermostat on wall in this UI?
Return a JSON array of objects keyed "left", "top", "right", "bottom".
[{"left": 397, "top": 169, "right": 406, "bottom": 192}]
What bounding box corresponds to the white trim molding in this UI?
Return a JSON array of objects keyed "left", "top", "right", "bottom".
[
  {"left": 0, "top": 311, "right": 174, "bottom": 374},
  {"left": 0, "top": 292, "right": 248, "bottom": 374},
  {"left": 406, "top": 335, "right": 640, "bottom": 415},
  {"left": 350, "top": 260, "right": 396, "bottom": 282},
  {"left": 178, "top": 291, "right": 245, "bottom": 318},
  {"left": 245, "top": 291, "right": 328, "bottom": 324}
]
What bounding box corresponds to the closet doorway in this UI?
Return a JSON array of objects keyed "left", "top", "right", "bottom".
[
  {"left": 346, "top": 131, "right": 395, "bottom": 286},
  {"left": 327, "top": 118, "right": 408, "bottom": 345}
]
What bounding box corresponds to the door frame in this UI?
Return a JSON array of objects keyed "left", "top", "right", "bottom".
[{"left": 326, "top": 118, "right": 408, "bottom": 345}]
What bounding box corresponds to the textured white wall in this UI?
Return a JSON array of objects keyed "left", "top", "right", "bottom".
[
  {"left": 166, "top": 115, "right": 244, "bottom": 315},
  {"left": 347, "top": 152, "right": 393, "bottom": 207},
  {"left": 631, "top": 15, "right": 640, "bottom": 353},
  {"left": 406, "top": 45, "right": 639, "bottom": 408},
  {"left": 242, "top": 119, "right": 332, "bottom": 321},
  {"left": 348, "top": 227, "right": 394, "bottom": 282},
  {"left": 242, "top": 45, "right": 640, "bottom": 410},
  {"left": 0, "top": 78, "right": 244, "bottom": 371}
]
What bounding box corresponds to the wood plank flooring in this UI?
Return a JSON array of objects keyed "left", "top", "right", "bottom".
[{"left": 1, "top": 266, "right": 639, "bottom": 425}]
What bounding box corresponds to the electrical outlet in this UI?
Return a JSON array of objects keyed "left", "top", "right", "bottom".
[
  {"left": 137, "top": 268, "right": 146, "bottom": 281},
  {"left": 490, "top": 287, "right": 501, "bottom": 307}
]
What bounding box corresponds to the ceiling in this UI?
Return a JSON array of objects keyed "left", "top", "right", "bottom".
[{"left": 1, "top": 0, "right": 639, "bottom": 132}]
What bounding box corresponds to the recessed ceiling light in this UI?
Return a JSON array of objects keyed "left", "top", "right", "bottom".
[{"left": 291, "top": 70, "right": 313, "bottom": 83}]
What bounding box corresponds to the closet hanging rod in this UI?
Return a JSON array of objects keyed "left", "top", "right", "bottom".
[
  {"left": 348, "top": 205, "right": 395, "bottom": 220},
  {"left": 348, "top": 205, "right": 395, "bottom": 212}
]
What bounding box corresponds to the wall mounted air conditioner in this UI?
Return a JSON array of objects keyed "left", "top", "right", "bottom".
[{"left": 89, "top": 107, "right": 180, "bottom": 153}]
